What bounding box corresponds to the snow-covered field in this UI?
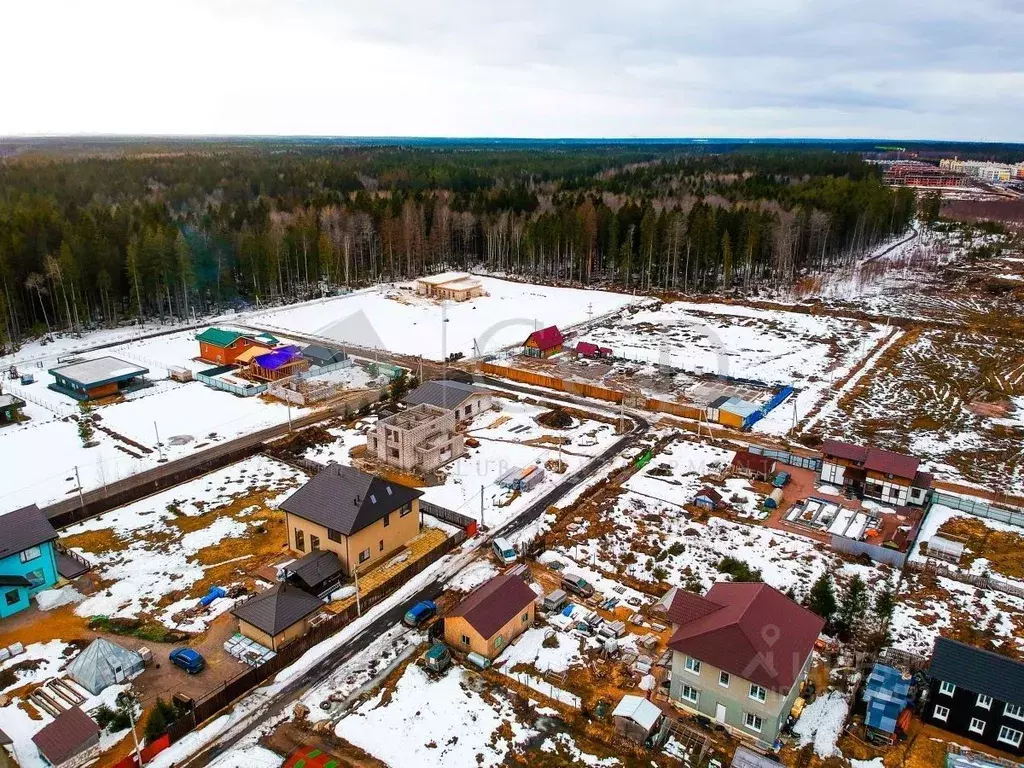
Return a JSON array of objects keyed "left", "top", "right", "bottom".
[
  {"left": 253, "top": 276, "right": 634, "bottom": 361},
  {"left": 60, "top": 456, "right": 302, "bottom": 629}
]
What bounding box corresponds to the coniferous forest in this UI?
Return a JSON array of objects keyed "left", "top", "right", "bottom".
[{"left": 0, "top": 139, "right": 916, "bottom": 347}]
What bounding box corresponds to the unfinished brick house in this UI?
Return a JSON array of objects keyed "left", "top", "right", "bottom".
[{"left": 366, "top": 404, "right": 465, "bottom": 474}]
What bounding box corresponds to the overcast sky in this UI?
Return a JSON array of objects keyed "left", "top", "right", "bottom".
[{"left": 4, "top": 0, "right": 1022, "bottom": 140}]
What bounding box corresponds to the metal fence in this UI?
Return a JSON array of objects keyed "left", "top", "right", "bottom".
[
  {"left": 746, "top": 444, "right": 822, "bottom": 472},
  {"left": 165, "top": 529, "right": 466, "bottom": 745},
  {"left": 420, "top": 500, "right": 477, "bottom": 530},
  {"left": 831, "top": 535, "right": 908, "bottom": 568},
  {"left": 930, "top": 491, "right": 1024, "bottom": 529},
  {"left": 905, "top": 560, "right": 1024, "bottom": 599},
  {"left": 195, "top": 366, "right": 267, "bottom": 397}
]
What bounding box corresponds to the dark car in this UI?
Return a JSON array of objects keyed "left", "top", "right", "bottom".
[
  {"left": 169, "top": 648, "right": 206, "bottom": 674},
  {"left": 561, "top": 573, "right": 595, "bottom": 598},
  {"left": 772, "top": 471, "right": 791, "bottom": 489},
  {"left": 403, "top": 600, "right": 437, "bottom": 628}
]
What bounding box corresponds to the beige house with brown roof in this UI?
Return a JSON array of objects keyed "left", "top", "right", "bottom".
[{"left": 444, "top": 573, "right": 536, "bottom": 659}]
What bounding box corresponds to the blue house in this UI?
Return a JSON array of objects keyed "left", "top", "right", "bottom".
[{"left": 0, "top": 505, "right": 60, "bottom": 619}]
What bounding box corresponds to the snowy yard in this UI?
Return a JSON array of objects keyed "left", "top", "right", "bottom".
[{"left": 252, "top": 276, "right": 634, "bottom": 361}]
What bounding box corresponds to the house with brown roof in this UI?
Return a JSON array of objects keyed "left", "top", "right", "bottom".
[
  {"left": 280, "top": 465, "right": 424, "bottom": 577},
  {"left": 31, "top": 706, "right": 101, "bottom": 768},
  {"left": 231, "top": 583, "right": 325, "bottom": 651},
  {"left": 523, "top": 326, "right": 564, "bottom": 358},
  {"left": 730, "top": 451, "right": 776, "bottom": 482},
  {"left": 819, "top": 438, "right": 931, "bottom": 507},
  {"left": 660, "top": 582, "right": 824, "bottom": 743},
  {"left": 443, "top": 573, "right": 537, "bottom": 659}
]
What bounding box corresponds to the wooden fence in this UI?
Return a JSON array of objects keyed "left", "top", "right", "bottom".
[
  {"left": 479, "top": 362, "right": 624, "bottom": 403},
  {"left": 164, "top": 529, "right": 467, "bottom": 745},
  {"left": 905, "top": 560, "right": 1024, "bottom": 599},
  {"left": 644, "top": 398, "right": 706, "bottom": 421}
]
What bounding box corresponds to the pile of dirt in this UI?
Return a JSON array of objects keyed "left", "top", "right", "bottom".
[{"left": 537, "top": 408, "right": 574, "bottom": 429}]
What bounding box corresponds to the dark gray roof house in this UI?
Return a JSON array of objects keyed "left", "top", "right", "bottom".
[
  {"left": 930, "top": 636, "right": 1024, "bottom": 707},
  {"left": 282, "top": 550, "right": 345, "bottom": 597},
  {"left": 301, "top": 344, "right": 348, "bottom": 367},
  {"left": 232, "top": 583, "right": 324, "bottom": 638},
  {"left": 404, "top": 379, "right": 488, "bottom": 410},
  {"left": 280, "top": 464, "right": 423, "bottom": 536},
  {"left": 0, "top": 504, "right": 58, "bottom": 560}
]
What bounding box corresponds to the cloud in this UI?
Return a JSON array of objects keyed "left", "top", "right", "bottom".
[{"left": 1, "top": 0, "right": 1022, "bottom": 140}]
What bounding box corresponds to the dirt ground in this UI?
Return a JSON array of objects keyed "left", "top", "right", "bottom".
[{"left": 937, "top": 515, "right": 1024, "bottom": 580}]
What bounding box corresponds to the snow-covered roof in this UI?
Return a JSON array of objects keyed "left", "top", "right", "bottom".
[
  {"left": 612, "top": 695, "right": 662, "bottom": 731},
  {"left": 417, "top": 271, "right": 472, "bottom": 286},
  {"left": 48, "top": 356, "right": 147, "bottom": 386}
]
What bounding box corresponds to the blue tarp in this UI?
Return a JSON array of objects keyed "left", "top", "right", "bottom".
[
  {"left": 864, "top": 663, "right": 911, "bottom": 734},
  {"left": 253, "top": 345, "right": 302, "bottom": 370}
]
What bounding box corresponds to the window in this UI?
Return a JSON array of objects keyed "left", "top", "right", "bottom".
[
  {"left": 743, "top": 713, "right": 763, "bottom": 733},
  {"left": 681, "top": 685, "right": 699, "bottom": 704},
  {"left": 384, "top": 513, "right": 390, "bottom": 528},
  {"left": 719, "top": 671, "right": 730, "bottom": 688},
  {"left": 494, "top": 635, "right": 504, "bottom": 649},
  {"left": 379, "top": 539, "right": 385, "bottom": 552},
  {"left": 969, "top": 718, "right": 986, "bottom": 736},
  {"left": 939, "top": 681, "right": 956, "bottom": 697},
  {"left": 389, "top": 448, "right": 399, "bottom": 459},
  {"left": 358, "top": 548, "right": 370, "bottom": 563},
  {"left": 310, "top": 535, "right": 320, "bottom": 552},
  {"left": 461, "top": 635, "right": 470, "bottom": 646},
  {"left": 328, "top": 528, "right": 341, "bottom": 543},
  {"left": 19, "top": 546, "right": 41, "bottom": 563},
  {"left": 25, "top": 569, "right": 45, "bottom": 588},
  {"left": 999, "top": 726, "right": 1024, "bottom": 748},
  {"left": 294, "top": 528, "right": 305, "bottom": 552},
  {"left": 684, "top": 657, "right": 701, "bottom": 675},
  {"left": 521, "top": 612, "right": 529, "bottom": 624},
  {"left": 400, "top": 503, "right": 412, "bottom": 517},
  {"left": 749, "top": 684, "right": 767, "bottom": 703},
  {"left": 4, "top": 590, "right": 19, "bottom": 607},
  {"left": 977, "top": 694, "right": 993, "bottom": 710},
  {"left": 1006, "top": 704, "right": 1024, "bottom": 721},
  {"left": 933, "top": 705, "right": 950, "bottom": 722}
]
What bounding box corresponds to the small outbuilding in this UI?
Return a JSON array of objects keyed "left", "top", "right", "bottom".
[
  {"left": 0, "top": 393, "right": 26, "bottom": 425},
  {"left": 611, "top": 694, "right": 664, "bottom": 743},
  {"left": 67, "top": 638, "right": 145, "bottom": 695},
  {"left": 730, "top": 450, "right": 777, "bottom": 482},
  {"left": 863, "top": 663, "right": 912, "bottom": 743},
  {"left": 444, "top": 573, "right": 536, "bottom": 660},
  {"left": 693, "top": 487, "right": 724, "bottom": 511},
  {"left": 48, "top": 357, "right": 149, "bottom": 401},
  {"left": 282, "top": 550, "right": 345, "bottom": 599},
  {"left": 231, "top": 583, "right": 324, "bottom": 651},
  {"left": 731, "top": 745, "right": 782, "bottom": 768},
  {"left": 301, "top": 344, "right": 348, "bottom": 368},
  {"left": 31, "top": 706, "right": 100, "bottom": 768},
  {"left": 523, "top": 326, "right": 564, "bottom": 358},
  {"left": 248, "top": 346, "right": 309, "bottom": 381},
  {"left": 576, "top": 341, "right": 612, "bottom": 359}
]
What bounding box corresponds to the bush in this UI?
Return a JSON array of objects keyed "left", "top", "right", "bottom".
[
  {"left": 716, "top": 556, "right": 762, "bottom": 582},
  {"left": 652, "top": 566, "right": 668, "bottom": 582},
  {"left": 144, "top": 698, "right": 180, "bottom": 741},
  {"left": 667, "top": 542, "right": 685, "bottom": 557},
  {"left": 93, "top": 705, "right": 117, "bottom": 730}
]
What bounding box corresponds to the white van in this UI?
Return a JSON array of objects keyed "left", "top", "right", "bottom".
[{"left": 491, "top": 537, "right": 518, "bottom": 565}]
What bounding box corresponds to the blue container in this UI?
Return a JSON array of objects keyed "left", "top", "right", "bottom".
[{"left": 200, "top": 586, "right": 227, "bottom": 607}]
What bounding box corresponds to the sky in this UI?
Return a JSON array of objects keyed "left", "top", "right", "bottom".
[{"left": 3, "top": 0, "right": 1023, "bottom": 141}]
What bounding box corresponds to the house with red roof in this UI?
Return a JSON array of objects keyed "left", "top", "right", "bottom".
[
  {"left": 819, "top": 438, "right": 931, "bottom": 507},
  {"left": 523, "top": 326, "right": 564, "bottom": 358},
  {"left": 659, "top": 582, "right": 824, "bottom": 743},
  {"left": 576, "top": 341, "right": 612, "bottom": 359},
  {"left": 443, "top": 573, "right": 536, "bottom": 659}
]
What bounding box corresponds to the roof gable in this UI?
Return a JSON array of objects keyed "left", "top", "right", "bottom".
[
  {"left": 821, "top": 438, "right": 869, "bottom": 463},
  {"left": 404, "top": 379, "right": 487, "bottom": 409},
  {"left": 32, "top": 707, "right": 99, "bottom": 765},
  {"left": 0, "top": 504, "right": 58, "bottom": 560},
  {"left": 929, "top": 637, "right": 1024, "bottom": 707},
  {"left": 231, "top": 583, "right": 323, "bottom": 636},
  {"left": 668, "top": 582, "right": 824, "bottom": 692},
  {"left": 662, "top": 587, "right": 724, "bottom": 626},
  {"left": 196, "top": 328, "right": 244, "bottom": 347},
  {"left": 449, "top": 574, "right": 536, "bottom": 639},
  {"left": 525, "top": 326, "right": 564, "bottom": 350},
  {"left": 281, "top": 464, "right": 423, "bottom": 535}
]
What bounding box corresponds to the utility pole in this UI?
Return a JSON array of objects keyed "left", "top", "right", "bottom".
[
  {"left": 618, "top": 401, "right": 625, "bottom": 434},
  {"left": 154, "top": 421, "right": 164, "bottom": 461},
  {"left": 480, "top": 485, "right": 485, "bottom": 529},
  {"left": 73, "top": 466, "right": 85, "bottom": 509},
  {"left": 354, "top": 564, "right": 361, "bottom": 617},
  {"left": 116, "top": 690, "right": 144, "bottom": 767}
]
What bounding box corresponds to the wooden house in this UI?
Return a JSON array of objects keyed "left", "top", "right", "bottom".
[
  {"left": 444, "top": 573, "right": 536, "bottom": 659},
  {"left": 523, "top": 326, "right": 564, "bottom": 358}
]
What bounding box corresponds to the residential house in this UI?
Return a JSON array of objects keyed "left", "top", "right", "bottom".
[
  {"left": 0, "top": 505, "right": 59, "bottom": 619},
  {"left": 247, "top": 346, "right": 309, "bottom": 382},
  {"left": 0, "top": 393, "right": 26, "bottom": 425},
  {"left": 694, "top": 487, "right": 725, "bottom": 512},
  {"left": 523, "top": 326, "right": 564, "bottom": 358},
  {"left": 924, "top": 637, "right": 1024, "bottom": 756},
  {"left": 730, "top": 451, "right": 776, "bottom": 482},
  {"left": 280, "top": 464, "right": 423, "bottom": 576},
  {"left": 366, "top": 404, "right": 465, "bottom": 473},
  {"left": 612, "top": 695, "right": 664, "bottom": 743},
  {"left": 300, "top": 344, "right": 348, "bottom": 368},
  {"left": 404, "top": 379, "right": 492, "bottom": 421},
  {"left": 231, "top": 583, "right": 325, "bottom": 651},
  {"left": 443, "top": 573, "right": 536, "bottom": 659},
  {"left": 48, "top": 357, "right": 149, "bottom": 401},
  {"left": 31, "top": 707, "right": 100, "bottom": 768},
  {"left": 196, "top": 328, "right": 271, "bottom": 365},
  {"left": 661, "top": 582, "right": 824, "bottom": 743},
  {"left": 819, "top": 438, "right": 931, "bottom": 506},
  {"left": 414, "top": 272, "right": 484, "bottom": 301},
  {"left": 576, "top": 341, "right": 612, "bottom": 359}
]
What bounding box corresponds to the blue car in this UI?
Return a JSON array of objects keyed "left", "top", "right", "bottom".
[
  {"left": 403, "top": 600, "right": 437, "bottom": 628},
  {"left": 169, "top": 648, "right": 206, "bottom": 674}
]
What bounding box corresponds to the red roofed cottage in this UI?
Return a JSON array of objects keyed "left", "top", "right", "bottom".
[
  {"left": 443, "top": 573, "right": 536, "bottom": 659},
  {"left": 523, "top": 326, "right": 564, "bottom": 358}
]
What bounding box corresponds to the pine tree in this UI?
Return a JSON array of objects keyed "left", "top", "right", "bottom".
[
  {"left": 808, "top": 573, "right": 838, "bottom": 624},
  {"left": 837, "top": 575, "right": 869, "bottom": 639},
  {"left": 874, "top": 584, "right": 896, "bottom": 624},
  {"left": 77, "top": 403, "right": 95, "bottom": 447}
]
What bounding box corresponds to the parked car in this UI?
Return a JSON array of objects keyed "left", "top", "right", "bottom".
[
  {"left": 403, "top": 600, "right": 437, "bottom": 627},
  {"left": 169, "top": 648, "right": 206, "bottom": 674},
  {"left": 491, "top": 537, "right": 518, "bottom": 565},
  {"left": 772, "top": 471, "right": 791, "bottom": 488},
  {"left": 561, "top": 573, "right": 595, "bottom": 598}
]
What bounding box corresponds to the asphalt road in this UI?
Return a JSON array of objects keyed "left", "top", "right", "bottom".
[{"left": 186, "top": 390, "right": 650, "bottom": 766}]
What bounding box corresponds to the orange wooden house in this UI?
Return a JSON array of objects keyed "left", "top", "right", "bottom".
[{"left": 196, "top": 328, "right": 276, "bottom": 365}]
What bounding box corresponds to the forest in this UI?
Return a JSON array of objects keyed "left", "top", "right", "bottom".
[{"left": 0, "top": 140, "right": 916, "bottom": 346}]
